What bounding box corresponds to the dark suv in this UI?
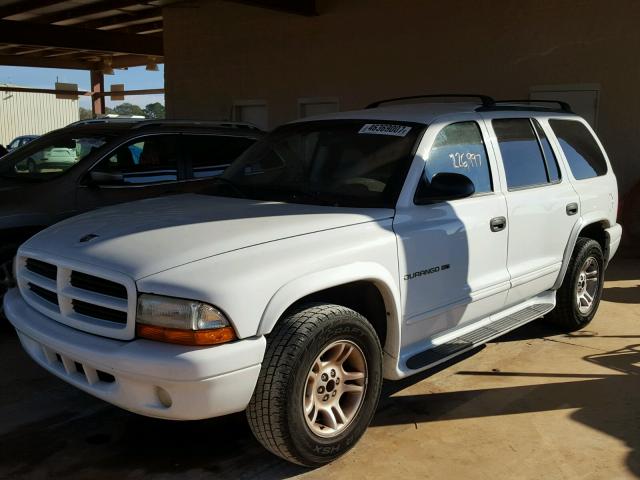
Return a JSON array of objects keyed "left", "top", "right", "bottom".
[{"left": 0, "top": 118, "right": 262, "bottom": 314}]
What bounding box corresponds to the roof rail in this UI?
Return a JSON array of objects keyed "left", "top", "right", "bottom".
[
  {"left": 131, "top": 119, "right": 262, "bottom": 131},
  {"left": 67, "top": 118, "right": 142, "bottom": 127},
  {"left": 477, "top": 99, "right": 573, "bottom": 113},
  {"left": 366, "top": 94, "right": 496, "bottom": 109}
]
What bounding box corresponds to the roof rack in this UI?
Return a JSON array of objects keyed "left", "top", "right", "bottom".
[
  {"left": 66, "top": 118, "right": 262, "bottom": 131},
  {"left": 476, "top": 99, "right": 573, "bottom": 113},
  {"left": 132, "top": 119, "right": 262, "bottom": 131},
  {"left": 67, "top": 118, "right": 142, "bottom": 127},
  {"left": 366, "top": 94, "right": 496, "bottom": 109}
]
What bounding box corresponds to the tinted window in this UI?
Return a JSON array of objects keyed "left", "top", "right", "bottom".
[
  {"left": 493, "top": 119, "right": 548, "bottom": 189},
  {"left": 184, "top": 134, "right": 255, "bottom": 179},
  {"left": 0, "top": 134, "right": 109, "bottom": 181},
  {"left": 94, "top": 135, "right": 180, "bottom": 185},
  {"left": 532, "top": 119, "right": 560, "bottom": 182},
  {"left": 425, "top": 122, "right": 492, "bottom": 194},
  {"left": 549, "top": 120, "right": 607, "bottom": 180}
]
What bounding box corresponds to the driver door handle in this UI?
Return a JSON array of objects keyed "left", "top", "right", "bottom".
[{"left": 490, "top": 216, "right": 507, "bottom": 232}]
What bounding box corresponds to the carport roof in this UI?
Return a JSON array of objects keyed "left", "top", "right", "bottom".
[{"left": 0, "top": 0, "right": 317, "bottom": 71}]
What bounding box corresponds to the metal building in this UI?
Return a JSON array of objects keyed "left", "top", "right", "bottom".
[{"left": 0, "top": 83, "right": 79, "bottom": 146}]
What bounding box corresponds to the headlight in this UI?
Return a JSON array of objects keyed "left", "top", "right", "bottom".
[{"left": 136, "top": 294, "right": 236, "bottom": 346}]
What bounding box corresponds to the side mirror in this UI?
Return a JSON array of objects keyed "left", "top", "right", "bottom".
[
  {"left": 89, "top": 171, "right": 123, "bottom": 185},
  {"left": 414, "top": 172, "right": 475, "bottom": 204}
]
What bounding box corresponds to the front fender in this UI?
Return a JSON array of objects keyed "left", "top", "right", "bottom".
[{"left": 257, "top": 262, "right": 402, "bottom": 359}]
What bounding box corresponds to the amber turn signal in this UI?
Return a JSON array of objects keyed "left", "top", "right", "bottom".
[{"left": 136, "top": 324, "right": 237, "bottom": 346}]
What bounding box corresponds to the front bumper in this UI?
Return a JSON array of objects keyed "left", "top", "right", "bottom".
[{"left": 4, "top": 288, "right": 266, "bottom": 420}]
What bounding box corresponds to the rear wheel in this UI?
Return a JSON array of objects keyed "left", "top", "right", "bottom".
[
  {"left": 547, "top": 238, "right": 604, "bottom": 331},
  {"left": 246, "top": 304, "right": 383, "bottom": 467}
]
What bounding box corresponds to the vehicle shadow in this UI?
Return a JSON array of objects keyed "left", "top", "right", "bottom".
[
  {"left": 371, "top": 343, "right": 640, "bottom": 478},
  {"left": 602, "top": 284, "right": 640, "bottom": 304}
]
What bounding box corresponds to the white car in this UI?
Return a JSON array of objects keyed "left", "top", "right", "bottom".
[{"left": 4, "top": 95, "right": 622, "bottom": 466}]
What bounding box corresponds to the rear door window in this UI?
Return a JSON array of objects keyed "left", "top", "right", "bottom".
[
  {"left": 549, "top": 119, "right": 607, "bottom": 179},
  {"left": 493, "top": 118, "right": 549, "bottom": 189},
  {"left": 183, "top": 134, "right": 256, "bottom": 179}
]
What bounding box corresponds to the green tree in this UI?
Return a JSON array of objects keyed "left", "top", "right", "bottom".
[
  {"left": 144, "top": 102, "right": 165, "bottom": 119},
  {"left": 111, "top": 102, "right": 145, "bottom": 116},
  {"left": 79, "top": 107, "right": 93, "bottom": 120}
]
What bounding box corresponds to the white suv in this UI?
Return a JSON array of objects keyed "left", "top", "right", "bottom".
[{"left": 4, "top": 95, "right": 622, "bottom": 466}]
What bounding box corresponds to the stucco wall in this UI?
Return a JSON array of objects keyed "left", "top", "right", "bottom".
[{"left": 162, "top": 0, "right": 640, "bottom": 197}]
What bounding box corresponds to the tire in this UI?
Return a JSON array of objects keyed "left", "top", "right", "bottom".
[
  {"left": 546, "top": 237, "right": 605, "bottom": 331},
  {"left": 26, "top": 158, "right": 37, "bottom": 173},
  {"left": 0, "top": 244, "right": 18, "bottom": 319},
  {"left": 246, "top": 303, "right": 383, "bottom": 467}
]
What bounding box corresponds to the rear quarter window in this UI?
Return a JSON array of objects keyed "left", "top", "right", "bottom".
[{"left": 549, "top": 120, "right": 607, "bottom": 180}]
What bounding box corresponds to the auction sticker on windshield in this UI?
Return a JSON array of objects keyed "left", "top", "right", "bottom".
[{"left": 358, "top": 124, "right": 412, "bottom": 137}]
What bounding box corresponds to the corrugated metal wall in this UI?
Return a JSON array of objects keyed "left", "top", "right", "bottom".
[{"left": 0, "top": 84, "right": 79, "bottom": 146}]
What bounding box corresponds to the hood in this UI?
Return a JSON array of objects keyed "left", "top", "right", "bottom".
[{"left": 22, "top": 194, "right": 394, "bottom": 279}]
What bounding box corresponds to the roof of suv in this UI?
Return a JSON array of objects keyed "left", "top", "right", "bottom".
[{"left": 298, "top": 95, "right": 579, "bottom": 125}]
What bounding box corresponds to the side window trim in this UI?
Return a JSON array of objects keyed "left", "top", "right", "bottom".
[{"left": 529, "top": 118, "right": 562, "bottom": 185}]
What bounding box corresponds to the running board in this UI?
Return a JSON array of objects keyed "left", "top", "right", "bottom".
[{"left": 405, "top": 303, "right": 555, "bottom": 370}]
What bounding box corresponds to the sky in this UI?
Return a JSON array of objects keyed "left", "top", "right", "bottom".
[{"left": 0, "top": 64, "right": 165, "bottom": 109}]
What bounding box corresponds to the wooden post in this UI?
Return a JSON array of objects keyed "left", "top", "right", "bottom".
[{"left": 90, "top": 69, "right": 105, "bottom": 117}]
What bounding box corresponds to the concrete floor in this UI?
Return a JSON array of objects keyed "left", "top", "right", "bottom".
[{"left": 0, "top": 259, "right": 638, "bottom": 480}]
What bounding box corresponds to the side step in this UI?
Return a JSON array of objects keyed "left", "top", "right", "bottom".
[{"left": 405, "top": 303, "right": 554, "bottom": 370}]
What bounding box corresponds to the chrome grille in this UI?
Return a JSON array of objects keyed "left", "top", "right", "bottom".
[
  {"left": 25, "top": 258, "right": 57, "bottom": 280},
  {"left": 17, "top": 254, "right": 136, "bottom": 340},
  {"left": 28, "top": 282, "right": 60, "bottom": 307},
  {"left": 70, "top": 271, "right": 128, "bottom": 299}
]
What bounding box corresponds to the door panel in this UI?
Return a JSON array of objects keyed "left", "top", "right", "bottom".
[
  {"left": 394, "top": 120, "right": 510, "bottom": 349},
  {"left": 488, "top": 117, "right": 580, "bottom": 306}
]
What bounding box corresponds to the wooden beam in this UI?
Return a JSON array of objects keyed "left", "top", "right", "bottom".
[
  {"left": 12, "top": 46, "right": 55, "bottom": 56},
  {"left": 224, "top": 0, "right": 317, "bottom": 16},
  {"left": 77, "top": 9, "right": 162, "bottom": 30},
  {"left": 0, "top": 85, "right": 164, "bottom": 97},
  {"left": 91, "top": 70, "right": 105, "bottom": 116},
  {"left": 0, "top": 53, "right": 160, "bottom": 69},
  {"left": 35, "top": 1, "right": 156, "bottom": 25},
  {"left": 127, "top": 21, "right": 163, "bottom": 34},
  {"left": 0, "top": 19, "right": 163, "bottom": 55},
  {"left": 0, "top": 0, "right": 62, "bottom": 19}
]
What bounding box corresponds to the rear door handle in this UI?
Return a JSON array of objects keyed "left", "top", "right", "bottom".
[
  {"left": 566, "top": 202, "right": 579, "bottom": 216},
  {"left": 490, "top": 216, "right": 507, "bottom": 232}
]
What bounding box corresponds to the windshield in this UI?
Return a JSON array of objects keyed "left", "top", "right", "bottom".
[
  {"left": 0, "top": 133, "right": 110, "bottom": 181},
  {"left": 207, "top": 120, "right": 424, "bottom": 207}
]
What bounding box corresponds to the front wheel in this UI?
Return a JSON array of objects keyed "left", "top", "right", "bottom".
[
  {"left": 246, "top": 304, "right": 383, "bottom": 467},
  {"left": 547, "top": 238, "right": 605, "bottom": 331}
]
